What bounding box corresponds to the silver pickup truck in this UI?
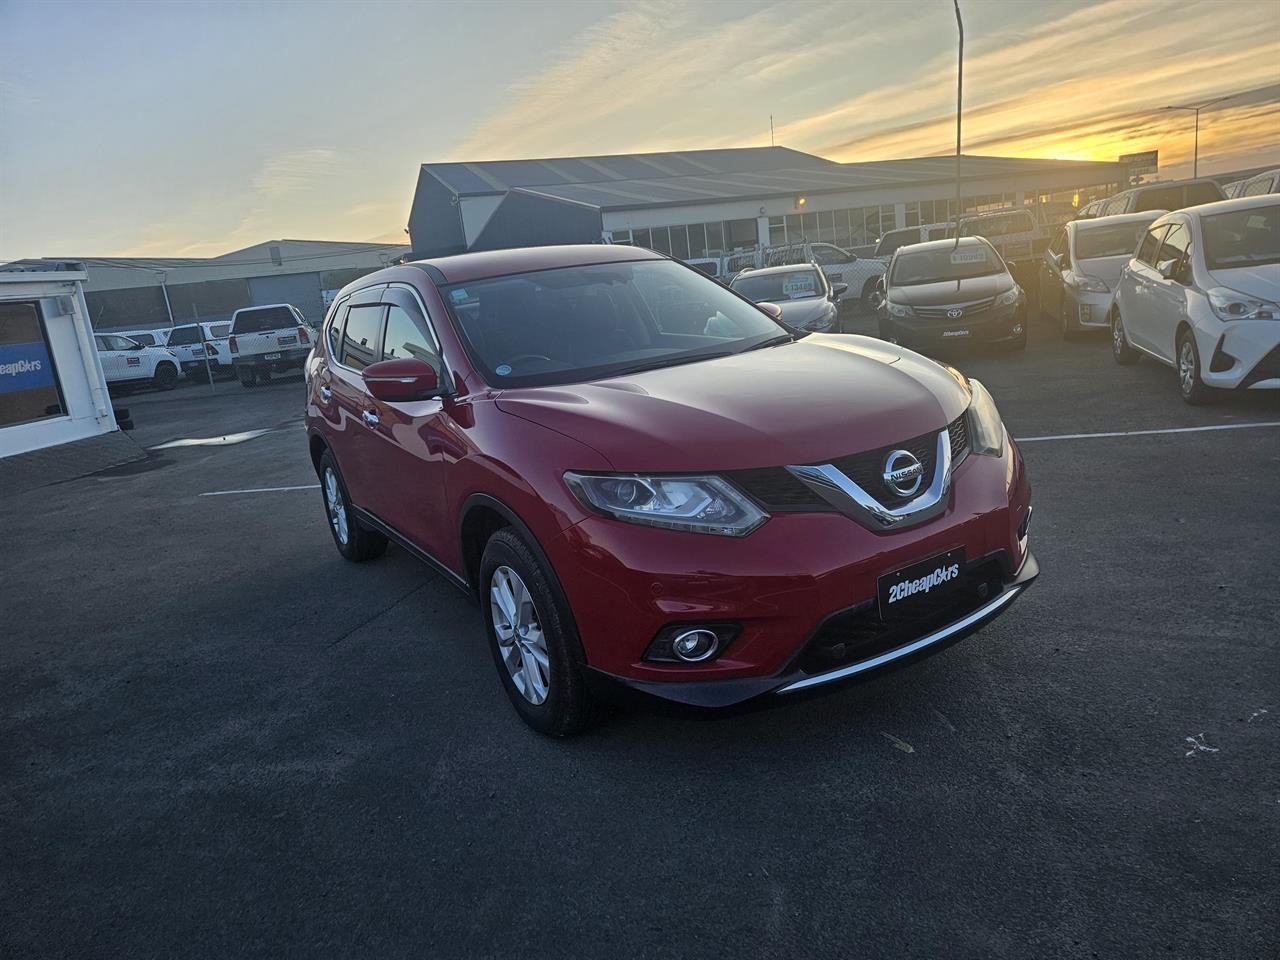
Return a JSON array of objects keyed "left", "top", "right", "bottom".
[{"left": 228, "top": 303, "right": 315, "bottom": 388}]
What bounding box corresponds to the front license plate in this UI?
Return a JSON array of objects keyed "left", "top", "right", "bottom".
[
  {"left": 941, "top": 328, "right": 970, "bottom": 338},
  {"left": 878, "top": 548, "right": 965, "bottom": 618},
  {"left": 263, "top": 352, "right": 281, "bottom": 361}
]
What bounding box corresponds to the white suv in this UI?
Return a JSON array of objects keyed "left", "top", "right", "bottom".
[
  {"left": 94, "top": 334, "right": 180, "bottom": 393},
  {"left": 1110, "top": 195, "right": 1280, "bottom": 404},
  {"left": 228, "top": 303, "right": 315, "bottom": 387}
]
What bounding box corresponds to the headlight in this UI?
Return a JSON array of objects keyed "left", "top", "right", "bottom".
[
  {"left": 1068, "top": 274, "right": 1109, "bottom": 294},
  {"left": 564, "top": 472, "right": 768, "bottom": 537},
  {"left": 994, "top": 287, "right": 1022, "bottom": 308},
  {"left": 886, "top": 300, "right": 913, "bottom": 317},
  {"left": 1207, "top": 287, "right": 1278, "bottom": 322},
  {"left": 966, "top": 378, "right": 1005, "bottom": 457}
]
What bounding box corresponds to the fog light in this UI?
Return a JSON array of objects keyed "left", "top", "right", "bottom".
[
  {"left": 644, "top": 623, "right": 739, "bottom": 663},
  {"left": 672, "top": 629, "right": 719, "bottom": 662},
  {"left": 1080, "top": 304, "right": 1092, "bottom": 324},
  {"left": 1011, "top": 323, "right": 1024, "bottom": 336}
]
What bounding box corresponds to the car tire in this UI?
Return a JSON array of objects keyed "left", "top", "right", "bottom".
[
  {"left": 153, "top": 362, "right": 179, "bottom": 391},
  {"left": 480, "top": 527, "right": 602, "bottom": 737},
  {"left": 318, "top": 450, "right": 388, "bottom": 562},
  {"left": 1177, "top": 329, "right": 1212, "bottom": 405},
  {"left": 861, "top": 278, "right": 880, "bottom": 312},
  {"left": 1111, "top": 307, "right": 1139, "bottom": 365},
  {"left": 238, "top": 367, "right": 258, "bottom": 388}
]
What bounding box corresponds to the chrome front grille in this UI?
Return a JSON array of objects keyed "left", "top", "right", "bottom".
[{"left": 914, "top": 297, "right": 995, "bottom": 319}]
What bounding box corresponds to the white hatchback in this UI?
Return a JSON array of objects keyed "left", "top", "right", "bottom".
[{"left": 1110, "top": 196, "right": 1280, "bottom": 404}]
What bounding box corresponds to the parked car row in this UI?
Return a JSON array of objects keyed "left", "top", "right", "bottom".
[
  {"left": 1222, "top": 167, "right": 1280, "bottom": 199},
  {"left": 92, "top": 302, "right": 316, "bottom": 393}
]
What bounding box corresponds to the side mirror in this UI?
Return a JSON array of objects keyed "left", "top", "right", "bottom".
[
  {"left": 830, "top": 283, "right": 849, "bottom": 300},
  {"left": 875, "top": 276, "right": 886, "bottom": 293},
  {"left": 1156, "top": 259, "right": 1179, "bottom": 280},
  {"left": 1048, "top": 251, "right": 1062, "bottom": 269},
  {"left": 362, "top": 357, "right": 441, "bottom": 401},
  {"left": 758, "top": 301, "right": 784, "bottom": 321}
]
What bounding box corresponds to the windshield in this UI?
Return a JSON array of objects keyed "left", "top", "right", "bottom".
[
  {"left": 731, "top": 269, "right": 823, "bottom": 302},
  {"left": 1075, "top": 222, "right": 1149, "bottom": 260},
  {"left": 891, "top": 244, "right": 1006, "bottom": 284},
  {"left": 1201, "top": 204, "right": 1280, "bottom": 270},
  {"left": 875, "top": 230, "right": 918, "bottom": 256},
  {"left": 442, "top": 259, "right": 788, "bottom": 388}
]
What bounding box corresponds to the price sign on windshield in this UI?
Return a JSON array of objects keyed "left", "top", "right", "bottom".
[{"left": 949, "top": 249, "right": 987, "bottom": 265}]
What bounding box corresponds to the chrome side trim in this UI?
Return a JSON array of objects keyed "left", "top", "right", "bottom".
[
  {"left": 776, "top": 584, "right": 1024, "bottom": 695},
  {"left": 786, "top": 429, "right": 952, "bottom": 530}
]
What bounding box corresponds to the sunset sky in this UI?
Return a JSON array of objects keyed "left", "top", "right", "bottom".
[{"left": 2, "top": 0, "right": 1277, "bottom": 260}]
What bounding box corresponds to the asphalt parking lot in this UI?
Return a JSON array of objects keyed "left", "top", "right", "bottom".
[{"left": 3, "top": 321, "right": 1278, "bottom": 959}]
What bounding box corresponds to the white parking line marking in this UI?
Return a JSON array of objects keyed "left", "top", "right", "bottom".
[
  {"left": 151, "top": 428, "right": 277, "bottom": 450},
  {"left": 1016, "top": 421, "right": 1280, "bottom": 443},
  {"left": 200, "top": 484, "right": 320, "bottom": 497}
]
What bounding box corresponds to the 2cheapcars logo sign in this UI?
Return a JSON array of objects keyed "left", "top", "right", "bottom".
[
  {"left": 886, "top": 561, "right": 961, "bottom": 605},
  {"left": 0, "top": 342, "right": 57, "bottom": 394}
]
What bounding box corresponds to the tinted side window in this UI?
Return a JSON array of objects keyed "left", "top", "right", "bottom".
[
  {"left": 381, "top": 305, "right": 441, "bottom": 373},
  {"left": 1242, "top": 178, "right": 1274, "bottom": 197},
  {"left": 131, "top": 333, "right": 156, "bottom": 346},
  {"left": 209, "top": 324, "right": 231, "bottom": 338},
  {"left": 1136, "top": 225, "right": 1168, "bottom": 265},
  {"left": 326, "top": 304, "right": 348, "bottom": 357},
  {"left": 94, "top": 335, "right": 108, "bottom": 350},
  {"left": 1183, "top": 182, "right": 1224, "bottom": 206},
  {"left": 234, "top": 306, "right": 297, "bottom": 333},
  {"left": 1156, "top": 223, "right": 1191, "bottom": 269},
  {"left": 340, "top": 305, "right": 384, "bottom": 370},
  {"left": 167, "top": 325, "right": 200, "bottom": 346}
]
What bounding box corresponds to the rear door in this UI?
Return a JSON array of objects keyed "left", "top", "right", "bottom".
[
  {"left": 1144, "top": 221, "right": 1193, "bottom": 362},
  {"left": 325, "top": 291, "right": 386, "bottom": 508},
  {"left": 1122, "top": 224, "right": 1171, "bottom": 354},
  {"left": 359, "top": 286, "right": 452, "bottom": 554},
  {"left": 95, "top": 335, "right": 126, "bottom": 382}
]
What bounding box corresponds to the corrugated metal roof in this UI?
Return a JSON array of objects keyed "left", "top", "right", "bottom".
[
  {"left": 509, "top": 155, "right": 1128, "bottom": 211},
  {"left": 423, "top": 147, "right": 835, "bottom": 196}
]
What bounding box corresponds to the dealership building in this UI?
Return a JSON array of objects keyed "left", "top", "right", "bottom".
[
  {"left": 406, "top": 146, "right": 1129, "bottom": 260},
  {"left": 18, "top": 239, "right": 409, "bottom": 334}
]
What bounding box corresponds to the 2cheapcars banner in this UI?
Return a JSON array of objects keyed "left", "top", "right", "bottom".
[{"left": 0, "top": 341, "right": 58, "bottom": 394}]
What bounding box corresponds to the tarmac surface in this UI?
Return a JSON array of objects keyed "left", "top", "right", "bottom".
[{"left": 3, "top": 322, "right": 1278, "bottom": 959}]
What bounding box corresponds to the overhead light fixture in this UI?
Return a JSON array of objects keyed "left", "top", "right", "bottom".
[{"left": 797, "top": 196, "right": 808, "bottom": 207}]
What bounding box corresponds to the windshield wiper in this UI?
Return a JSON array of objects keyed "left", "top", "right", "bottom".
[
  {"left": 743, "top": 332, "right": 803, "bottom": 352},
  {"left": 604, "top": 350, "right": 736, "bottom": 378}
]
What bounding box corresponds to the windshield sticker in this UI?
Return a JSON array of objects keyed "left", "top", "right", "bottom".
[
  {"left": 949, "top": 249, "right": 987, "bottom": 264},
  {"left": 782, "top": 275, "right": 817, "bottom": 298},
  {"left": 495, "top": 363, "right": 512, "bottom": 376}
]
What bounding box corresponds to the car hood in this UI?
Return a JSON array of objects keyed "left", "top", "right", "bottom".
[
  {"left": 761, "top": 297, "right": 834, "bottom": 326},
  {"left": 1076, "top": 255, "right": 1131, "bottom": 285},
  {"left": 889, "top": 273, "right": 1013, "bottom": 306},
  {"left": 494, "top": 335, "right": 970, "bottom": 472},
  {"left": 1208, "top": 264, "right": 1280, "bottom": 302}
]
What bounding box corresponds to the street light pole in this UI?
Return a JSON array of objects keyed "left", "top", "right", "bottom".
[
  {"left": 1163, "top": 94, "right": 1234, "bottom": 178},
  {"left": 953, "top": 0, "right": 964, "bottom": 250}
]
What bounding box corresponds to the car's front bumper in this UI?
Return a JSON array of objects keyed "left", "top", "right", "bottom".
[
  {"left": 1064, "top": 289, "right": 1114, "bottom": 329},
  {"left": 881, "top": 301, "right": 1025, "bottom": 345},
  {"left": 550, "top": 438, "right": 1035, "bottom": 710},
  {"left": 1193, "top": 320, "right": 1280, "bottom": 390}
]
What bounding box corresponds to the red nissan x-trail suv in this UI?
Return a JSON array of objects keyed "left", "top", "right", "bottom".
[{"left": 305, "top": 245, "right": 1038, "bottom": 736}]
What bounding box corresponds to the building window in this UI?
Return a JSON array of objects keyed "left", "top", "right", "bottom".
[
  {"left": 0, "top": 300, "right": 67, "bottom": 429},
  {"left": 706, "top": 221, "right": 724, "bottom": 252},
  {"left": 725, "top": 218, "right": 757, "bottom": 249},
  {"left": 670, "top": 225, "right": 690, "bottom": 260},
  {"left": 633, "top": 228, "right": 651, "bottom": 249},
  {"left": 650, "top": 227, "right": 671, "bottom": 255},
  {"left": 610, "top": 229, "right": 633, "bottom": 245},
  {"left": 687, "top": 223, "right": 707, "bottom": 259},
  {"left": 768, "top": 217, "right": 786, "bottom": 246}
]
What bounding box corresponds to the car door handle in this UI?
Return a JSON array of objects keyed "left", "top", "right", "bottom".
[
  {"left": 319, "top": 385, "right": 332, "bottom": 401},
  {"left": 361, "top": 410, "right": 380, "bottom": 426}
]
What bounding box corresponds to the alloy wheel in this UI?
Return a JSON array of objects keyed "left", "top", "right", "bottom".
[
  {"left": 1112, "top": 314, "right": 1124, "bottom": 355},
  {"left": 489, "top": 565, "right": 550, "bottom": 705},
  {"left": 324, "top": 467, "right": 348, "bottom": 545},
  {"left": 1179, "top": 340, "right": 1197, "bottom": 395}
]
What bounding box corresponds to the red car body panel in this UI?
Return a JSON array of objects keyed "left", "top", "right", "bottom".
[{"left": 304, "top": 246, "right": 1037, "bottom": 709}]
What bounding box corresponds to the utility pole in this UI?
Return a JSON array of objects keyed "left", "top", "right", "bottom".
[
  {"left": 953, "top": 0, "right": 964, "bottom": 249},
  {"left": 770, "top": 114, "right": 775, "bottom": 147},
  {"left": 1163, "top": 94, "right": 1234, "bottom": 178}
]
